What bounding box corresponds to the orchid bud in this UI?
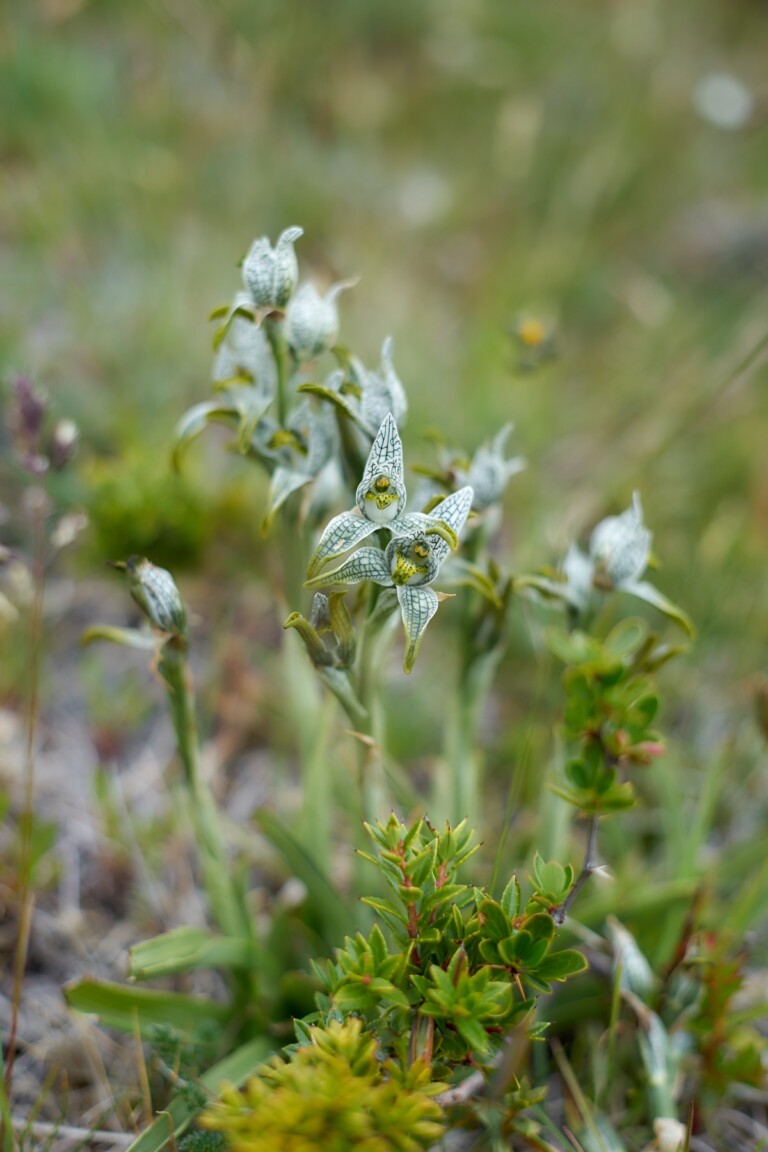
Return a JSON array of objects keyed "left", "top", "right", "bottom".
[
  {"left": 284, "top": 282, "right": 349, "bottom": 361},
  {"left": 241, "top": 226, "right": 303, "bottom": 309},
  {"left": 121, "top": 557, "right": 187, "bottom": 638}
]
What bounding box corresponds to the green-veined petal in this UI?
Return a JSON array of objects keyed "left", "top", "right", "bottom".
[
  {"left": 361, "top": 413, "right": 404, "bottom": 490},
  {"left": 397, "top": 584, "right": 439, "bottom": 674},
  {"left": 304, "top": 547, "right": 393, "bottom": 590},
  {"left": 425, "top": 486, "right": 473, "bottom": 564},
  {"left": 306, "top": 510, "right": 379, "bottom": 579}
]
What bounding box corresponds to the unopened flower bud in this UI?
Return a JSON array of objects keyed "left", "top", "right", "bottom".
[
  {"left": 285, "top": 282, "right": 350, "bottom": 360},
  {"left": 241, "top": 226, "right": 303, "bottom": 309},
  {"left": 122, "top": 557, "right": 187, "bottom": 637}
]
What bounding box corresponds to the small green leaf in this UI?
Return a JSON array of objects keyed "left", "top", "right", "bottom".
[
  {"left": 535, "top": 949, "right": 588, "bottom": 982},
  {"left": 456, "top": 1016, "right": 494, "bottom": 1055}
]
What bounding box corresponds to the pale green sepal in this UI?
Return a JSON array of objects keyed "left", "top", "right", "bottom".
[
  {"left": 262, "top": 466, "right": 313, "bottom": 534},
  {"left": 171, "top": 400, "right": 238, "bottom": 471},
  {"left": 80, "top": 625, "right": 158, "bottom": 651},
  {"left": 397, "top": 585, "right": 439, "bottom": 674},
  {"left": 306, "top": 510, "right": 379, "bottom": 579},
  {"left": 283, "top": 611, "right": 334, "bottom": 666},
  {"left": 621, "top": 580, "right": 696, "bottom": 638},
  {"left": 304, "top": 547, "right": 393, "bottom": 589},
  {"left": 122, "top": 1037, "right": 273, "bottom": 1152}
]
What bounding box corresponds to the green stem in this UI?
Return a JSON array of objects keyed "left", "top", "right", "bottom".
[
  {"left": 157, "top": 639, "right": 250, "bottom": 944},
  {"left": 264, "top": 315, "right": 290, "bottom": 427}
]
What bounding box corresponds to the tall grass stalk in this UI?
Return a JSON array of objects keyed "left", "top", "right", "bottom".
[{"left": 2, "top": 489, "right": 47, "bottom": 1152}]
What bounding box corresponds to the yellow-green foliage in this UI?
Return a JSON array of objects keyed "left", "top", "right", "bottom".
[{"left": 202, "top": 1018, "right": 446, "bottom": 1152}]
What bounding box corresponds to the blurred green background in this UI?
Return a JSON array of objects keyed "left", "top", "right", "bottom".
[{"left": 3, "top": 0, "right": 768, "bottom": 757}]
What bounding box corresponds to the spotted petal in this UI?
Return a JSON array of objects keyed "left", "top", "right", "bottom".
[
  {"left": 425, "top": 486, "right": 474, "bottom": 565},
  {"left": 397, "top": 585, "right": 440, "bottom": 674},
  {"left": 306, "top": 510, "right": 380, "bottom": 579},
  {"left": 304, "top": 547, "right": 393, "bottom": 590}
]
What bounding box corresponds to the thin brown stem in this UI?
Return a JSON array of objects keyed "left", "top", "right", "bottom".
[{"left": 552, "top": 813, "right": 600, "bottom": 925}]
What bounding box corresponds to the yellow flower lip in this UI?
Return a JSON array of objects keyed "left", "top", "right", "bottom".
[
  {"left": 390, "top": 550, "right": 428, "bottom": 586},
  {"left": 364, "top": 488, "right": 398, "bottom": 510}
]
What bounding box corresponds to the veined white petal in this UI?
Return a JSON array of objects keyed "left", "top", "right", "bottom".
[
  {"left": 306, "top": 510, "right": 379, "bottom": 579},
  {"left": 304, "top": 547, "right": 393, "bottom": 590},
  {"left": 361, "top": 413, "right": 404, "bottom": 490},
  {"left": 397, "top": 584, "right": 440, "bottom": 674}
]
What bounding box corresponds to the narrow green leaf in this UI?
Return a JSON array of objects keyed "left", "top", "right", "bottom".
[
  {"left": 621, "top": 580, "right": 695, "bottom": 638},
  {"left": 129, "top": 927, "right": 263, "bottom": 980},
  {"left": 123, "top": 1037, "right": 273, "bottom": 1152},
  {"left": 64, "top": 979, "right": 229, "bottom": 1036},
  {"left": 256, "top": 811, "right": 350, "bottom": 946}
]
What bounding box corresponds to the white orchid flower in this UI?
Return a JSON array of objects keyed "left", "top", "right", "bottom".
[
  {"left": 306, "top": 414, "right": 461, "bottom": 580},
  {"left": 305, "top": 485, "right": 473, "bottom": 673},
  {"left": 560, "top": 493, "right": 694, "bottom": 636}
]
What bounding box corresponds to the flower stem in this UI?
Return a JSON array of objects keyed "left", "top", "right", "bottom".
[
  {"left": 157, "top": 637, "right": 251, "bottom": 943},
  {"left": 264, "top": 314, "right": 289, "bottom": 427}
]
